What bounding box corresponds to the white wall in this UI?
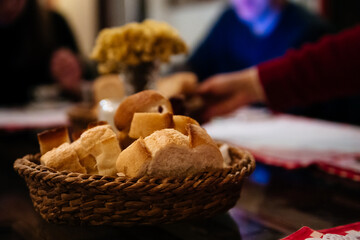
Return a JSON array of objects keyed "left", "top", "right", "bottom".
[
  {"left": 147, "top": 0, "right": 227, "bottom": 52},
  {"left": 106, "top": 0, "right": 140, "bottom": 27}
]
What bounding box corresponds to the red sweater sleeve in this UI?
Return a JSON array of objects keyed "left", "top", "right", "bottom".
[{"left": 258, "top": 25, "right": 360, "bottom": 111}]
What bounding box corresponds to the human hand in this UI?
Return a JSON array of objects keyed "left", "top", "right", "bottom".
[
  {"left": 51, "top": 48, "right": 82, "bottom": 94},
  {"left": 197, "top": 67, "right": 266, "bottom": 122}
]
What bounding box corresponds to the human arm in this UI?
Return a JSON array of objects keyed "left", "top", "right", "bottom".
[
  {"left": 198, "top": 25, "right": 360, "bottom": 120},
  {"left": 197, "top": 67, "right": 265, "bottom": 121},
  {"left": 259, "top": 25, "right": 360, "bottom": 111},
  {"left": 49, "top": 12, "right": 82, "bottom": 94},
  {"left": 51, "top": 48, "right": 82, "bottom": 94}
]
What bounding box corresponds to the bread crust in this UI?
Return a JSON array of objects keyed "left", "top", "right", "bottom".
[
  {"left": 116, "top": 138, "right": 152, "bottom": 177},
  {"left": 38, "top": 127, "right": 70, "bottom": 155},
  {"left": 187, "top": 123, "right": 216, "bottom": 148},
  {"left": 40, "top": 143, "right": 86, "bottom": 173},
  {"left": 114, "top": 90, "right": 173, "bottom": 132},
  {"left": 117, "top": 125, "right": 224, "bottom": 178},
  {"left": 71, "top": 140, "right": 98, "bottom": 174},
  {"left": 144, "top": 128, "right": 189, "bottom": 156},
  {"left": 129, "top": 112, "right": 174, "bottom": 139},
  {"left": 173, "top": 115, "right": 199, "bottom": 135},
  {"left": 79, "top": 125, "right": 121, "bottom": 176}
]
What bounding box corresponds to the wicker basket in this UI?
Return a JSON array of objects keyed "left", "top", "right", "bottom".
[{"left": 13, "top": 146, "right": 255, "bottom": 226}]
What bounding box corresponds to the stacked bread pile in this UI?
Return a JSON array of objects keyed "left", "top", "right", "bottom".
[{"left": 40, "top": 90, "right": 227, "bottom": 178}]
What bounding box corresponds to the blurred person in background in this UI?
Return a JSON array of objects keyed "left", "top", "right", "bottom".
[
  {"left": 197, "top": 25, "right": 360, "bottom": 125},
  {"left": 188, "top": 0, "right": 330, "bottom": 82},
  {"left": 0, "top": 0, "right": 84, "bottom": 106}
]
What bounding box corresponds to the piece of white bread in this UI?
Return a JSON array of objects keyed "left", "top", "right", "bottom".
[
  {"left": 40, "top": 143, "right": 86, "bottom": 174},
  {"left": 114, "top": 90, "right": 173, "bottom": 132},
  {"left": 173, "top": 115, "right": 199, "bottom": 135},
  {"left": 71, "top": 140, "right": 98, "bottom": 174},
  {"left": 37, "top": 127, "right": 70, "bottom": 155},
  {"left": 156, "top": 72, "right": 198, "bottom": 98},
  {"left": 116, "top": 124, "right": 223, "bottom": 178},
  {"left": 115, "top": 137, "right": 152, "bottom": 178},
  {"left": 79, "top": 125, "right": 121, "bottom": 176},
  {"left": 128, "top": 112, "right": 174, "bottom": 139},
  {"left": 93, "top": 74, "right": 125, "bottom": 103}
]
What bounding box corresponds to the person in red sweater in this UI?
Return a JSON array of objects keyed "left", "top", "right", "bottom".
[{"left": 198, "top": 25, "right": 360, "bottom": 123}]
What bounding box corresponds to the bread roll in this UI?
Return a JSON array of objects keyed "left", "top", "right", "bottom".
[
  {"left": 114, "top": 90, "right": 173, "bottom": 132},
  {"left": 93, "top": 74, "right": 125, "bottom": 103},
  {"left": 79, "top": 125, "right": 121, "bottom": 176},
  {"left": 173, "top": 115, "right": 199, "bottom": 135},
  {"left": 40, "top": 143, "right": 86, "bottom": 174},
  {"left": 38, "top": 127, "right": 70, "bottom": 155},
  {"left": 128, "top": 112, "right": 174, "bottom": 139},
  {"left": 156, "top": 72, "right": 197, "bottom": 98},
  {"left": 116, "top": 124, "right": 223, "bottom": 178}
]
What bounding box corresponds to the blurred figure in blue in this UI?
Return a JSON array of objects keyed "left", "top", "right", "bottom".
[
  {"left": 0, "top": 0, "right": 85, "bottom": 106},
  {"left": 188, "top": 0, "right": 330, "bottom": 81}
]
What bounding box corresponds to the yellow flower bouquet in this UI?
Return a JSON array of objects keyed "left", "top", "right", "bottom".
[{"left": 91, "top": 20, "right": 188, "bottom": 92}]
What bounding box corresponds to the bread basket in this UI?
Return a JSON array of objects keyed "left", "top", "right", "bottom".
[{"left": 13, "top": 146, "right": 255, "bottom": 226}]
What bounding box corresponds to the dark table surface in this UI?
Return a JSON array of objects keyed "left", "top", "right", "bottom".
[{"left": 0, "top": 130, "right": 359, "bottom": 240}]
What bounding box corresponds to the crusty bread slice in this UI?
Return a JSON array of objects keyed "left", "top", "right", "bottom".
[
  {"left": 144, "top": 128, "right": 189, "bottom": 155},
  {"left": 116, "top": 125, "right": 224, "bottom": 178},
  {"left": 96, "top": 136, "right": 121, "bottom": 176},
  {"left": 93, "top": 74, "right": 125, "bottom": 103},
  {"left": 156, "top": 72, "right": 198, "bottom": 98},
  {"left": 79, "top": 125, "right": 121, "bottom": 176},
  {"left": 71, "top": 140, "right": 98, "bottom": 174},
  {"left": 114, "top": 90, "right": 173, "bottom": 132},
  {"left": 173, "top": 115, "right": 199, "bottom": 135},
  {"left": 40, "top": 143, "right": 86, "bottom": 173},
  {"left": 147, "top": 125, "right": 223, "bottom": 177},
  {"left": 187, "top": 124, "right": 223, "bottom": 171},
  {"left": 187, "top": 123, "right": 217, "bottom": 148},
  {"left": 80, "top": 125, "right": 115, "bottom": 151},
  {"left": 128, "top": 112, "right": 174, "bottom": 139},
  {"left": 38, "top": 127, "right": 70, "bottom": 155},
  {"left": 144, "top": 129, "right": 191, "bottom": 177},
  {"left": 116, "top": 137, "right": 152, "bottom": 178}
]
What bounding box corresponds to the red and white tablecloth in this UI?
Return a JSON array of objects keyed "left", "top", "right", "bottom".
[
  {"left": 203, "top": 107, "right": 360, "bottom": 181},
  {"left": 0, "top": 102, "right": 70, "bottom": 131},
  {"left": 282, "top": 222, "right": 360, "bottom": 239}
]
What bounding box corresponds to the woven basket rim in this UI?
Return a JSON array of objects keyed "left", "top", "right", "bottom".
[
  {"left": 12, "top": 145, "right": 255, "bottom": 226},
  {"left": 14, "top": 146, "right": 255, "bottom": 185}
]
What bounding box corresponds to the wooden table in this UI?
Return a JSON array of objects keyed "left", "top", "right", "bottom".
[{"left": 0, "top": 127, "right": 359, "bottom": 240}]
